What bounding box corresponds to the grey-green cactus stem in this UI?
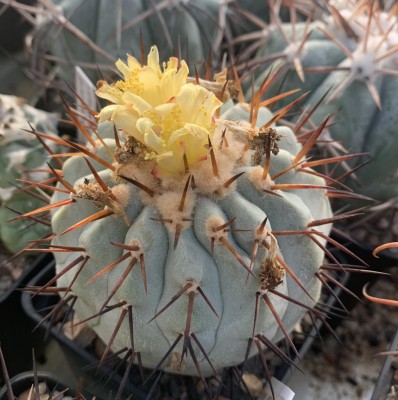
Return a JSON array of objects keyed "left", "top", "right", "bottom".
[{"left": 45, "top": 102, "right": 332, "bottom": 377}]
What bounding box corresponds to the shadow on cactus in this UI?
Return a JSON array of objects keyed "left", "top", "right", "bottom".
[{"left": 19, "top": 45, "right": 372, "bottom": 397}]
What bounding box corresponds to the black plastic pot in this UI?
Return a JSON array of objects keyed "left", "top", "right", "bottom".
[
  {"left": 0, "top": 370, "right": 98, "bottom": 400},
  {"left": 0, "top": 254, "right": 52, "bottom": 381}
]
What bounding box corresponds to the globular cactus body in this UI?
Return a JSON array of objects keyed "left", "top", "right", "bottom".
[
  {"left": 42, "top": 47, "right": 332, "bottom": 377},
  {"left": 0, "top": 94, "right": 57, "bottom": 253}
]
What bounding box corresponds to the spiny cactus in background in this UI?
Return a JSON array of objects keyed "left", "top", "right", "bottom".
[
  {"left": 21, "top": 0, "right": 237, "bottom": 84},
  {"left": 0, "top": 94, "right": 58, "bottom": 254},
  {"left": 228, "top": 0, "right": 321, "bottom": 41},
  {"left": 18, "top": 45, "right": 370, "bottom": 394},
  {"left": 239, "top": 0, "right": 398, "bottom": 205}
]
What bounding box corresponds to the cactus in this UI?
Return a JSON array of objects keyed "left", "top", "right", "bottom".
[
  {"left": 18, "top": 45, "right": 348, "bottom": 386},
  {"left": 229, "top": 0, "right": 319, "bottom": 34},
  {"left": 0, "top": 94, "right": 58, "bottom": 254},
  {"left": 25, "top": 0, "right": 232, "bottom": 84},
  {"left": 242, "top": 1, "right": 398, "bottom": 203}
]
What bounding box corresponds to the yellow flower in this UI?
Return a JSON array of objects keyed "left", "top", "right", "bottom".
[
  {"left": 97, "top": 46, "right": 188, "bottom": 107},
  {"left": 96, "top": 46, "right": 223, "bottom": 176}
]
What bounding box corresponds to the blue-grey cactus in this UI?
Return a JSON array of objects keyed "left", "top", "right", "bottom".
[
  {"left": 29, "top": 0, "right": 230, "bottom": 83},
  {"left": 28, "top": 47, "right": 337, "bottom": 379},
  {"left": 246, "top": 2, "right": 398, "bottom": 202}
]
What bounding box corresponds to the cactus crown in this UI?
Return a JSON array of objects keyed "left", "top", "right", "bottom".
[{"left": 96, "top": 46, "right": 223, "bottom": 177}]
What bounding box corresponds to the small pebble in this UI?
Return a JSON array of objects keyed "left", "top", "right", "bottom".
[
  {"left": 18, "top": 382, "right": 48, "bottom": 400},
  {"left": 242, "top": 373, "right": 264, "bottom": 397},
  {"left": 63, "top": 318, "right": 96, "bottom": 348},
  {"left": 10, "top": 265, "right": 23, "bottom": 280}
]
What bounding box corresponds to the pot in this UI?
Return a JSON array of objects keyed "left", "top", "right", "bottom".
[
  {"left": 0, "top": 254, "right": 52, "bottom": 381},
  {"left": 0, "top": 370, "right": 98, "bottom": 400}
]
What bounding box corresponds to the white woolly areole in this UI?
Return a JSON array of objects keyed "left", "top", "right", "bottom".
[
  {"left": 6, "top": 148, "right": 30, "bottom": 170},
  {"left": 0, "top": 187, "right": 15, "bottom": 201},
  {"left": 127, "top": 239, "right": 144, "bottom": 259},
  {"left": 154, "top": 190, "right": 196, "bottom": 233},
  {"left": 283, "top": 41, "right": 307, "bottom": 63},
  {"left": 350, "top": 48, "right": 379, "bottom": 81},
  {"left": 205, "top": 215, "right": 228, "bottom": 242},
  {"left": 249, "top": 166, "right": 275, "bottom": 192},
  {"left": 111, "top": 183, "right": 131, "bottom": 208}
]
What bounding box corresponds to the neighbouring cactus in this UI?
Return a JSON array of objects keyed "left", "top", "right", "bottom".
[
  {"left": 21, "top": 46, "right": 342, "bottom": 383},
  {"left": 27, "top": 0, "right": 231, "bottom": 83},
  {"left": 246, "top": 1, "right": 398, "bottom": 203},
  {"left": 0, "top": 94, "right": 57, "bottom": 254},
  {"left": 229, "top": 0, "right": 319, "bottom": 35}
]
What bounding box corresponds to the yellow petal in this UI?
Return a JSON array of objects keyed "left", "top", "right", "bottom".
[
  {"left": 122, "top": 92, "right": 152, "bottom": 114},
  {"left": 147, "top": 46, "right": 162, "bottom": 77},
  {"left": 127, "top": 54, "right": 142, "bottom": 69},
  {"left": 111, "top": 108, "right": 140, "bottom": 138},
  {"left": 167, "top": 124, "right": 209, "bottom": 167},
  {"left": 96, "top": 82, "right": 124, "bottom": 104},
  {"left": 160, "top": 63, "right": 189, "bottom": 101},
  {"left": 156, "top": 151, "right": 183, "bottom": 175},
  {"left": 115, "top": 58, "right": 132, "bottom": 79},
  {"left": 165, "top": 56, "right": 179, "bottom": 70},
  {"left": 176, "top": 84, "right": 222, "bottom": 127},
  {"left": 136, "top": 118, "right": 164, "bottom": 154},
  {"left": 152, "top": 103, "right": 181, "bottom": 138},
  {"left": 139, "top": 68, "right": 163, "bottom": 106},
  {"left": 97, "top": 105, "right": 119, "bottom": 122}
]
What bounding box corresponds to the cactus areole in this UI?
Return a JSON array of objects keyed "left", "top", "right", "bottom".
[{"left": 50, "top": 46, "right": 332, "bottom": 377}]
